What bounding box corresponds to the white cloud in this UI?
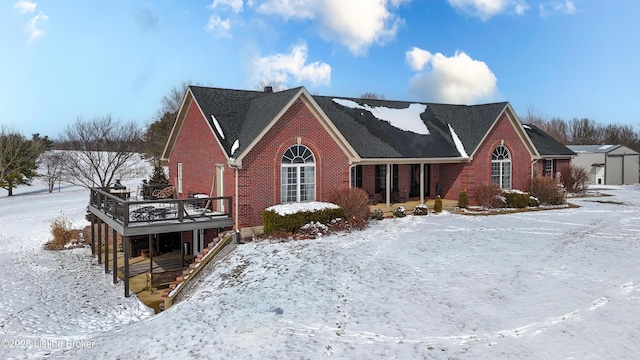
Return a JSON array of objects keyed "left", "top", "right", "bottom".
[
  {"left": 539, "top": 0, "right": 576, "bottom": 17},
  {"left": 447, "top": 0, "right": 534, "bottom": 20},
  {"left": 406, "top": 49, "right": 497, "bottom": 104},
  {"left": 205, "top": 15, "right": 232, "bottom": 37},
  {"left": 254, "top": 0, "right": 409, "bottom": 56},
  {"left": 406, "top": 47, "right": 433, "bottom": 71},
  {"left": 251, "top": 43, "right": 331, "bottom": 87},
  {"left": 25, "top": 11, "right": 47, "bottom": 42},
  {"left": 208, "top": 0, "right": 244, "bottom": 13},
  {"left": 13, "top": 0, "right": 37, "bottom": 14}
]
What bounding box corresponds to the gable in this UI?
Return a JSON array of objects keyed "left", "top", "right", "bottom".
[{"left": 523, "top": 124, "right": 575, "bottom": 157}]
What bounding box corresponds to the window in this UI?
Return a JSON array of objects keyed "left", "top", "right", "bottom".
[
  {"left": 281, "top": 145, "right": 315, "bottom": 203},
  {"left": 544, "top": 159, "right": 554, "bottom": 177},
  {"left": 351, "top": 165, "right": 362, "bottom": 188},
  {"left": 491, "top": 145, "right": 511, "bottom": 189},
  {"left": 375, "top": 165, "right": 387, "bottom": 193}
]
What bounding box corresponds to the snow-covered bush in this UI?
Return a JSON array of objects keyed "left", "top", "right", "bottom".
[
  {"left": 261, "top": 203, "right": 345, "bottom": 235},
  {"left": 504, "top": 191, "right": 530, "bottom": 208},
  {"left": 393, "top": 206, "right": 406, "bottom": 218},
  {"left": 370, "top": 208, "right": 384, "bottom": 220},
  {"left": 413, "top": 204, "right": 429, "bottom": 216}
]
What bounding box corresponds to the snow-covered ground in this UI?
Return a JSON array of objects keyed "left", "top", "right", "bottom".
[{"left": 1, "top": 182, "right": 640, "bottom": 359}]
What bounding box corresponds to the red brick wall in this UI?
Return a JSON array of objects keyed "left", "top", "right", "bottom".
[
  {"left": 236, "top": 98, "right": 351, "bottom": 227},
  {"left": 439, "top": 112, "right": 533, "bottom": 204},
  {"left": 168, "top": 100, "right": 233, "bottom": 200}
]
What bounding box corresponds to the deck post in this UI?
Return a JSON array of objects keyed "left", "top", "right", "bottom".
[
  {"left": 112, "top": 228, "right": 118, "bottom": 284},
  {"left": 124, "top": 236, "right": 130, "bottom": 297},
  {"left": 104, "top": 224, "right": 109, "bottom": 273},
  {"left": 97, "top": 217, "right": 102, "bottom": 265},
  {"left": 90, "top": 215, "right": 95, "bottom": 256},
  {"left": 149, "top": 234, "right": 154, "bottom": 287}
]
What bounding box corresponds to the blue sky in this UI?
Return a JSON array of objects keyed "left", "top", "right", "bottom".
[{"left": 2, "top": 0, "right": 639, "bottom": 138}]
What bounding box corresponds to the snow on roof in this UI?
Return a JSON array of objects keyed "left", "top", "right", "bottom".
[
  {"left": 448, "top": 123, "right": 469, "bottom": 158},
  {"left": 599, "top": 145, "right": 614, "bottom": 150},
  {"left": 522, "top": 124, "right": 532, "bottom": 129},
  {"left": 266, "top": 201, "right": 339, "bottom": 216},
  {"left": 211, "top": 114, "right": 225, "bottom": 139},
  {"left": 231, "top": 139, "right": 239, "bottom": 155},
  {"left": 332, "top": 98, "right": 429, "bottom": 135}
]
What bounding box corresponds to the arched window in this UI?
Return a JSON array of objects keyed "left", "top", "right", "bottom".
[
  {"left": 281, "top": 145, "right": 316, "bottom": 203},
  {"left": 491, "top": 145, "right": 511, "bottom": 189}
]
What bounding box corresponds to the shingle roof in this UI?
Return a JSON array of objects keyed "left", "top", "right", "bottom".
[
  {"left": 186, "top": 86, "right": 554, "bottom": 161},
  {"left": 523, "top": 124, "right": 576, "bottom": 156},
  {"left": 567, "top": 145, "right": 624, "bottom": 154}
]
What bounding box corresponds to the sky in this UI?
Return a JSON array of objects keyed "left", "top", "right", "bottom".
[{"left": 2, "top": 0, "right": 639, "bottom": 138}]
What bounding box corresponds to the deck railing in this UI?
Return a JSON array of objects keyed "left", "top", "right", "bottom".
[{"left": 89, "top": 187, "right": 232, "bottom": 227}]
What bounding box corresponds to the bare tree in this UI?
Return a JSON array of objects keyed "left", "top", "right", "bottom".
[
  {"left": 40, "top": 150, "right": 65, "bottom": 192},
  {"left": 254, "top": 80, "right": 287, "bottom": 92},
  {"left": 568, "top": 118, "right": 603, "bottom": 145},
  {"left": 58, "top": 116, "right": 146, "bottom": 188},
  {"left": 157, "top": 81, "right": 190, "bottom": 118},
  {"left": 360, "top": 92, "right": 386, "bottom": 100}
]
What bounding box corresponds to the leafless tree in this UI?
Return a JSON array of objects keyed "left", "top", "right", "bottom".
[
  {"left": 360, "top": 92, "right": 386, "bottom": 100},
  {"left": 57, "top": 116, "right": 146, "bottom": 188},
  {"left": 254, "top": 80, "right": 287, "bottom": 92},
  {"left": 40, "top": 150, "right": 65, "bottom": 192},
  {"left": 157, "top": 81, "right": 190, "bottom": 118},
  {"left": 568, "top": 118, "right": 603, "bottom": 145}
]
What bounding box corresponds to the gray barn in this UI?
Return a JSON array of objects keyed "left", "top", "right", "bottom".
[{"left": 567, "top": 145, "right": 639, "bottom": 185}]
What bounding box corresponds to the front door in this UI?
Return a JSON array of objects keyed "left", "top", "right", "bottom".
[{"left": 410, "top": 164, "right": 430, "bottom": 198}]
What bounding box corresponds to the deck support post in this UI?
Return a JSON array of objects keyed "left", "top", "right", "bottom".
[
  {"left": 149, "top": 234, "right": 154, "bottom": 288},
  {"left": 104, "top": 225, "right": 109, "bottom": 273},
  {"left": 97, "top": 218, "right": 102, "bottom": 265},
  {"left": 112, "top": 228, "right": 118, "bottom": 284},
  {"left": 90, "top": 215, "right": 95, "bottom": 256},
  {"left": 124, "top": 236, "right": 130, "bottom": 297}
]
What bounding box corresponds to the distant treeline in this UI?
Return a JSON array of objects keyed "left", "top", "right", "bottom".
[{"left": 523, "top": 112, "right": 640, "bottom": 153}]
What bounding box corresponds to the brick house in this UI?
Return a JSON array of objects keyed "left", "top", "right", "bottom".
[{"left": 162, "top": 85, "right": 574, "bottom": 231}]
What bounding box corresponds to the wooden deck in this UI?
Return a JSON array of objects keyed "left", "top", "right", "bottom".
[{"left": 88, "top": 187, "right": 233, "bottom": 236}]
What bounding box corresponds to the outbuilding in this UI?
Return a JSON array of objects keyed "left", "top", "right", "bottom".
[{"left": 567, "top": 145, "right": 639, "bottom": 185}]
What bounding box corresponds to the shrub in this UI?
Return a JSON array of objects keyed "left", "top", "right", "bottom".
[
  {"left": 458, "top": 190, "right": 468, "bottom": 209},
  {"left": 370, "top": 209, "right": 384, "bottom": 220},
  {"left": 474, "top": 182, "right": 504, "bottom": 208},
  {"left": 504, "top": 191, "right": 530, "bottom": 208},
  {"left": 413, "top": 204, "right": 429, "bottom": 216},
  {"left": 393, "top": 206, "right": 406, "bottom": 217},
  {"left": 261, "top": 207, "right": 345, "bottom": 235},
  {"left": 149, "top": 166, "right": 169, "bottom": 185},
  {"left": 328, "top": 187, "right": 370, "bottom": 229},
  {"left": 561, "top": 165, "right": 589, "bottom": 194},
  {"left": 529, "top": 176, "right": 565, "bottom": 205},
  {"left": 434, "top": 196, "right": 443, "bottom": 213},
  {"left": 46, "top": 215, "right": 75, "bottom": 250}
]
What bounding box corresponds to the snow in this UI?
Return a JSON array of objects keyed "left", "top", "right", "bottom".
[
  {"left": 448, "top": 123, "right": 469, "bottom": 158},
  {"left": 2, "top": 178, "right": 640, "bottom": 359},
  {"left": 599, "top": 144, "right": 613, "bottom": 150},
  {"left": 230, "top": 139, "right": 239, "bottom": 155},
  {"left": 265, "top": 201, "right": 340, "bottom": 215},
  {"left": 332, "top": 98, "right": 429, "bottom": 135},
  {"left": 522, "top": 124, "right": 532, "bottom": 129},
  {"left": 211, "top": 114, "right": 225, "bottom": 139}
]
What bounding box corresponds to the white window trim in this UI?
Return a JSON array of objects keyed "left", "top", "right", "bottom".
[{"left": 281, "top": 145, "right": 316, "bottom": 203}]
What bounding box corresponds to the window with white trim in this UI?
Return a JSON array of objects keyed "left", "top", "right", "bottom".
[
  {"left": 491, "top": 145, "right": 511, "bottom": 189},
  {"left": 281, "top": 145, "right": 316, "bottom": 203},
  {"left": 544, "top": 159, "right": 554, "bottom": 177}
]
